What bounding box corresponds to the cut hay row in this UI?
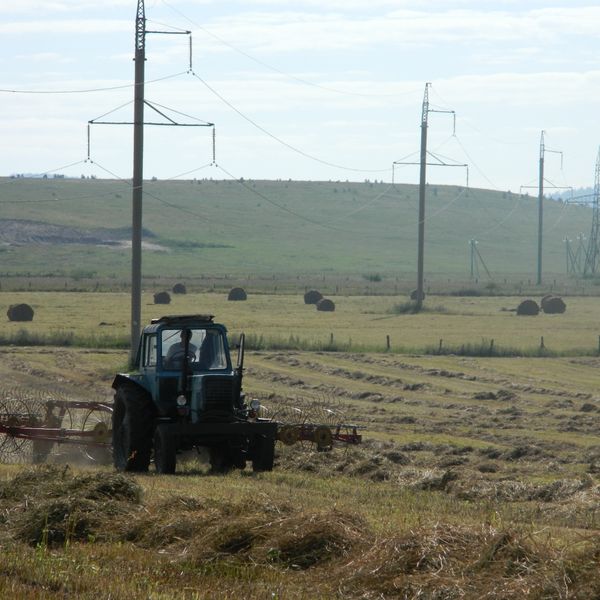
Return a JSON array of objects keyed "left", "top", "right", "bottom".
[{"left": 0, "top": 466, "right": 597, "bottom": 599}]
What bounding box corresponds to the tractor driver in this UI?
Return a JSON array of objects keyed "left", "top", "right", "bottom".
[{"left": 164, "top": 329, "right": 198, "bottom": 369}]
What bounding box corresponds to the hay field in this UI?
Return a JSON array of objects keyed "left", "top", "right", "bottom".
[
  {"left": 2, "top": 290, "right": 600, "bottom": 354},
  {"left": 0, "top": 343, "right": 599, "bottom": 598},
  {"left": 0, "top": 291, "right": 598, "bottom": 598}
]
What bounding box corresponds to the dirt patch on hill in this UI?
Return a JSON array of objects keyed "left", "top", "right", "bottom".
[{"left": 0, "top": 219, "right": 165, "bottom": 250}]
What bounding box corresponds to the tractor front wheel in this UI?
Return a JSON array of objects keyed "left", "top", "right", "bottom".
[{"left": 112, "top": 384, "right": 154, "bottom": 472}]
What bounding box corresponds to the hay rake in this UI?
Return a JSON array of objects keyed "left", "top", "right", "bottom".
[
  {"left": 259, "top": 395, "right": 361, "bottom": 451},
  {"left": 0, "top": 389, "right": 112, "bottom": 464},
  {"left": 0, "top": 388, "right": 359, "bottom": 466}
]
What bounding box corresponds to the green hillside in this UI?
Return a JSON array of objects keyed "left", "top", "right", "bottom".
[{"left": 0, "top": 176, "right": 592, "bottom": 281}]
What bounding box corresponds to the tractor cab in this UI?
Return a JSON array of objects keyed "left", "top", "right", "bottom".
[{"left": 121, "top": 315, "right": 244, "bottom": 422}]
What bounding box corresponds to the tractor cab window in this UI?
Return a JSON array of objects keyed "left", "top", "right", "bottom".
[
  {"left": 161, "top": 328, "right": 228, "bottom": 371},
  {"left": 144, "top": 334, "right": 158, "bottom": 367}
]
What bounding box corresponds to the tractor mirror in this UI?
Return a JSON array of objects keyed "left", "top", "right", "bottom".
[{"left": 237, "top": 333, "right": 245, "bottom": 370}]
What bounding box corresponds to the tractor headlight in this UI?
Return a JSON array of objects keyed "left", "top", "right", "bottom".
[
  {"left": 176, "top": 394, "right": 189, "bottom": 417},
  {"left": 250, "top": 399, "right": 261, "bottom": 412}
]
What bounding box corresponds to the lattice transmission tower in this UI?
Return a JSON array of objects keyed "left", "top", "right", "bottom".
[{"left": 582, "top": 148, "right": 600, "bottom": 276}]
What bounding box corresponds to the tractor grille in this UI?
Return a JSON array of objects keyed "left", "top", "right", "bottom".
[{"left": 202, "top": 377, "right": 234, "bottom": 420}]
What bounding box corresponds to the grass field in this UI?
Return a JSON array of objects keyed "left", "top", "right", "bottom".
[
  {"left": 0, "top": 290, "right": 598, "bottom": 598},
  {"left": 2, "top": 290, "right": 600, "bottom": 355},
  {"left": 0, "top": 176, "right": 594, "bottom": 280}
]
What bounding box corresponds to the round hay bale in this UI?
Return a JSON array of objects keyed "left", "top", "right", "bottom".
[
  {"left": 409, "top": 289, "right": 425, "bottom": 301},
  {"left": 540, "top": 293, "right": 554, "bottom": 307},
  {"left": 516, "top": 299, "right": 539, "bottom": 316},
  {"left": 7, "top": 303, "right": 34, "bottom": 322},
  {"left": 542, "top": 295, "right": 566, "bottom": 314},
  {"left": 304, "top": 290, "right": 323, "bottom": 305},
  {"left": 316, "top": 298, "right": 335, "bottom": 312},
  {"left": 172, "top": 283, "right": 187, "bottom": 295},
  {"left": 228, "top": 287, "right": 247, "bottom": 301},
  {"left": 153, "top": 291, "right": 171, "bottom": 305}
]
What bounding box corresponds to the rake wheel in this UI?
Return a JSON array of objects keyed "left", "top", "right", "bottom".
[
  {"left": 81, "top": 408, "right": 113, "bottom": 464},
  {"left": 0, "top": 398, "right": 33, "bottom": 464}
]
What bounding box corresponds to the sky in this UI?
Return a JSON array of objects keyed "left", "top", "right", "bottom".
[{"left": 0, "top": 0, "right": 598, "bottom": 192}]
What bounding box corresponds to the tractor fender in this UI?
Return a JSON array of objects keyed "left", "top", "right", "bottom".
[{"left": 112, "top": 373, "right": 147, "bottom": 393}]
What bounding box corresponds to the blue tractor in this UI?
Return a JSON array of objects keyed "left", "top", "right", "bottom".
[{"left": 111, "top": 314, "right": 277, "bottom": 474}]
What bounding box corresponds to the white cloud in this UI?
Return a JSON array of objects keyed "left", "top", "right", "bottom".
[
  {"left": 0, "top": 19, "right": 130, "bottom": 35},
  {"left": 15, "top": 52, "right": 75, "bottom": 64},
  {"left": 190, "top": 6, "right": 600, "bottom": 54},
  {"left": 0, "top": 0, "right": 134, "bottom": 14}
]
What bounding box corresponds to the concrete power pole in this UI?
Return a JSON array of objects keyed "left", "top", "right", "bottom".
[
  {"left": 416, "top": 83, "right": 430, "bottom": 311},
  {"left": 537, "top": 131, "right": 544, "bottom": 286},
  {"left": 130, "top": 0, "right": 146, "bottom": 360},
  {"left": 394, "top": 83, "right": 466, "bottom": 312},
  {"left": 87, "top": 2, "right": 210, "bottom": 361}
]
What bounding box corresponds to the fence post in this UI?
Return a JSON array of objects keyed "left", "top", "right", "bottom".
[
  {"left": 386, "top": 335, "right": 391, "bottom": 351},
  {"left": 489, "top": 339, "right": 494, "bottom": 355},
  {"left": 439, "top": 339, "right": 443, "bottom": 353},
  {"left": 330, "top": 332, "right": 334, "bottom": 345},
  {"left": 540, "top": 336, "right": 545, "bottom": 349}
]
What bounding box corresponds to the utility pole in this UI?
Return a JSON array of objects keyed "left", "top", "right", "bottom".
[
  {"left": 87, "top": 2, "right": 213, "bottom": 361},
  {"left": 564, "top": 237, "right": 574, "bottom": 274},
  {"left": 537, "top": 131, "right": 544, "bottom": 286},
  {"left": 131, "top": 0, "right": 146, "bottom": 358},
  {"left": 523, "top": 130, "right": 563, "bottom": 285},
  {"left": 393, "top": 83, "right": 466, "bottom": 311},
  {"left": 469, "top": 239, "right": 492, "bottom": 280},
  {"left": 416, "top": 84, "right": 430, "bottom": 311},
  {"left": 469, "top": 239, "right": 477, "bottom": 280}
]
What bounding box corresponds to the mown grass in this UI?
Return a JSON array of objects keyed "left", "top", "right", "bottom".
[{"left": 0, "top": 465, "right": 597, "bottom": 599}]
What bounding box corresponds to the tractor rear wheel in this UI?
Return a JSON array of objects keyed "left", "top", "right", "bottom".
[
  {"left": 153, "top": 425, "right": 176, "bottom": 474},
  {"left": 252, "top": 435, "right": 275, "bottom": 472},
  {"left": 112, "top": 384, "right": 154, "bottom": 472}
]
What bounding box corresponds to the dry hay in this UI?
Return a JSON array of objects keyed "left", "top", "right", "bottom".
[
  {"left": 0, "top": 466, "right": 141, "bottom": 547},
  {"left": 124, "top": 489, "right": 364, "bottom": 571},
  {"left": 304, "top": 289, "right": 323, "bottom": 305},
  {"left": 1, "top": 467, "right": 599, "bottom": 597},
  {"left": 516, "top": 299, "right": 539, "bottom": 316},
  {"left": 338, "top": 523, "right": 600, "bottom": 599},
  {"left": 316, "top": 298, "right": 335, "bottom": 312},
  {"left": 172, "top": 282, "right": 187, "bottom": 295},
  {"left": 183, "top": 506, "right": 365, "bottom": 570},
  {"left": 7, "top": 303, "right": 34, "bottom": 322},
  {"left": 450, "top": 473, "right": 597, "bottom": 503},
  {"left": 227, "top": 287, "right": 247, "bottom": 301},
  {"left": 541, "top": 295, "right": 566, "bottom": 314},
  {"left": 153, "top": 291, "right": 171, "bottom": 305},
  {"left": 410, "top": 289, "right": 425, "bottom": 301}
]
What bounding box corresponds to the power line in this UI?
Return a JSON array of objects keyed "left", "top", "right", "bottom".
[
  {"left": 189, "top": 71, "right": 391, "bottom": 174},
  {"left": 160, "top": 0, "right": 420, "bottom": 100},
  {"left": 0, "top": 71, "right": 188, "bottom": 95},
  {"left": 215, "top": 163, "right": 355, "bottom": 233}
]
